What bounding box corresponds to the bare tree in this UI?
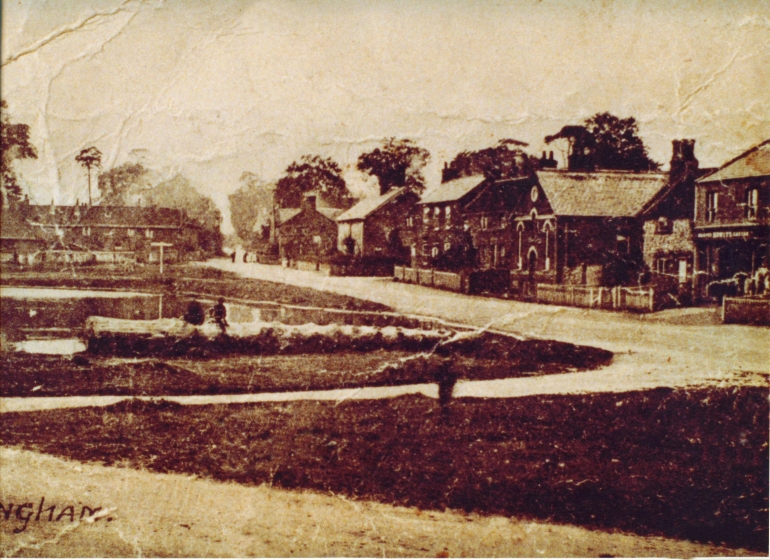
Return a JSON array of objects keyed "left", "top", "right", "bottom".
[{"left": 75, "top": 146, "right": 102, "bottom": 206}]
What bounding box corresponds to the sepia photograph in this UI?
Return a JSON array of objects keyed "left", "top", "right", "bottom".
[{"left": 1, "top": 0, "right": 768, "bottom": 557}]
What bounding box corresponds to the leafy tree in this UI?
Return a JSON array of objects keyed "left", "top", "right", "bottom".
[
  {"left": 357, "top": 138, "right": 430, "bottom": 195},
  {"left": 545, "top": 113, "right": 659, "bottom": 172},
  {"left": 585, "top": 112, "right": 660, "bottom": 171},
  {"left": 1, "top": 100, "right": 37, "bottom": 207},
  {"left": 443, "top": 138, "right": 534, "bottom": 183},
  {"left": 75, "top": 146, "right": 102, "bottom": 205},
  {"left": 98, "top": 162, "right": 152, "bottom": 205},
  {"left": 275, "top": 155, "right": 352, "bottom": 209},
  {"left": 146, "top": 174, "right": 224, "bottom": 255},
  {"left": 229, "top": 172, "right": 275, "bottom": 243}
]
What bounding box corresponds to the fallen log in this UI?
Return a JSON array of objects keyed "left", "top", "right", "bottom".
[{"left": 84, "top": 317, "right": 454, "bottom": 357}]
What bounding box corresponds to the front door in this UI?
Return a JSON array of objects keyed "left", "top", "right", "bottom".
[{"left": 678, "top": 259, "right": 687, "bottom": 283}]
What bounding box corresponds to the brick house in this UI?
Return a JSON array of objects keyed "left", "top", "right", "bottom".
[
  {"left": 510, "top": 170, "right": 668, "bottom": 290},
  {"left": 408, "top": 174, "right": 487, "bottom": 269},
  {"left": 693, "top": 139, "right": 770, "bottom": 297},
  {"left": 336, "top": 187, "right": 419, "bottom": 261},
  {"left": 276, "top": 195, "right": 342, "bottom": 262},
  {"left": 460, "top": 176, "right": 535, "bottom": 271}
]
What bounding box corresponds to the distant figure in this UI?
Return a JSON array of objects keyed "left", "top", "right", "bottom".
[
  {"left": 434, "top": 358, "right": 458, "bottom": 425},
  {"left": 212, "top": 297, "right": 228, "bottom": 334},
  {"left": 243, "top": 251, "right": 249, "bottom": 263},
  {"left": 183, "top": 299, "right": 205, "bottom": 325},
  {"left": 231, "top": 251, "right": 236, "bottom": 263}
]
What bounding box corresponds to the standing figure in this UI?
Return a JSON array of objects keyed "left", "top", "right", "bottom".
[
  {"left": 231, "top": 251, "right": 236, "bottom": 263},
  {"left": 212, "top": 297, "right": 228, "bottom": 334},
  {"left": 434, "top": 357, "right": 458, "bottom": 425}
]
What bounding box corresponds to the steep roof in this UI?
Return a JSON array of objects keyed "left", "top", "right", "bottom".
[
  {"left": 418, "top": 175, "right": 486, "bottom": 204},
  {"left": 537, "top": 171, "right": 667, "bottom": 217},
  {"left": 278, "top": 206, "right": 342, "bottom": 228},
  {"left": 317, "top": 207, "right": 343, "bottom": 221},
  {"left": 0, "top": 210, "right": 43, "bottom": 241},
  {"left": 336, "top": 187, "right": 409, "bottom": 222},
  {"left": 697, "top": 139, "right": 770, "bottom": 183}
]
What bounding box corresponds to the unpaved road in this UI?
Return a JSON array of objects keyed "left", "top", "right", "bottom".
[{"left": 0, "top": 447, "right": 755, "bottom": 558}]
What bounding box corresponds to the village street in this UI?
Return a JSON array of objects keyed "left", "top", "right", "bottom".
[{"left": 203, "top": 259, "right": 770, "bottom": 389}]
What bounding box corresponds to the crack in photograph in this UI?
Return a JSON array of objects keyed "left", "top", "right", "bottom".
[{"left": 1, "top": 0, "right": 768, "bottom": 557}]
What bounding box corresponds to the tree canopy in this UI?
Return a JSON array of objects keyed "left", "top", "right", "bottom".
[
  {"left": 545, "top": 113, "right": 659, "bottom": 172},
  {"left": 75, "top": 146, "right": 102, "bottom": 205},
  {"left": 275, "top": 155, "right": 352, "bottom": 209},
  {"left": 229, "top": 172, "right": 275, "bottom": 242},
  {"left": 443, "top": 138, "right": 534, "bottom": 183},
  {"left": 585, "top": 112, "right": 659, "bottom": 171},
  {"left": 357, "top": 138, "right": 430, "bottom": 194},
  {"left": 1, "top": 100, "right": 37, "bottom": 206},
  {"left": 98, "top": 162, "right": 152, "bottom": 205},
  {"left": 146, "top": 174, "right": 223, "bottom": 254}
]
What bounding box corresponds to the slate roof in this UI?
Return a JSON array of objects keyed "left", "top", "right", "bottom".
[
  {"left": 697, "top": 139, "right": 770, "bottom": 183},
  {"left": 277, "top": 207, "right": 342, "bottom": 228},
  {"left": 418, "top": 175, "right": 486, "bottom": 205},
  {"left": 336, "top": 187, "right": 409, "bottom": 222},
  {"left": 0, "top": 211, "right": 43, "bottom": 241},
  {"left": 536, "top": 171, "right": 667, "bottom": 217}
]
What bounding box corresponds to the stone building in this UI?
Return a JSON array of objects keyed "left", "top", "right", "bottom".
[{"left": 640, "top": 139, "right": 702, "bottom": 288}]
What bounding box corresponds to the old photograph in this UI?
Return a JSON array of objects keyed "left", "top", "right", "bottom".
[{"left": 1, "top": 0, "right": 768, "bottom": 557}]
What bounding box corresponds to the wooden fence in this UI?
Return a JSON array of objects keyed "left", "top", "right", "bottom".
[
  {"left": 536, "top": 284, "right": 656, "bottom": 312},
  {"left": 723, "top": 297, "right": 770, "bottom": 325}
]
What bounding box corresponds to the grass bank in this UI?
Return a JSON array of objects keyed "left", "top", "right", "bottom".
[
  {"left": 2, "top": 386, "right": 766, "bottom": 551},
  {"left": 1, "top": 331, "right": 613, "bottom": 397}
]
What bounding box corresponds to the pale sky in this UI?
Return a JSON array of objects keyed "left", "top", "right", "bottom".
[{"left": 2, "top": 0, "right": 769, "bottom": 233}]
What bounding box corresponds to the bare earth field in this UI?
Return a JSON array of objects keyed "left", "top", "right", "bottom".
[{"left": 2, "top": 387, "right": 767, "bottom": 553}]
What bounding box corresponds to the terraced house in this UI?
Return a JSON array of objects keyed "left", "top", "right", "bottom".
[{"left": 1, "top": 198, "right": 201, "bottom": 264}]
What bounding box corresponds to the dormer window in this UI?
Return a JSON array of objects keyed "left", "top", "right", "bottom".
[
  {"left": 656, "top": 216, "right": 672, "bottom": 234},
  {"left": 444, "top": 206, "right": 452, "bottom": 228}
]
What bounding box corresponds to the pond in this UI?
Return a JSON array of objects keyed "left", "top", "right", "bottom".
[{"left": 0, "top": 286, "right": 455, "bottom": 354}]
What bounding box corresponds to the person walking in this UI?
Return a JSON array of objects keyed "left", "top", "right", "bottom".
[
  {"left": 212, "top": 297, "right": 228, "bottom": 334},
  {"left": 434, "top": 357, "right": 458, "bottom": 425}
]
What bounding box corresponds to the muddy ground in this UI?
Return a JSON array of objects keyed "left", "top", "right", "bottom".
[{"left": 2, "top": 386, "right": 767, "bottom": 552}]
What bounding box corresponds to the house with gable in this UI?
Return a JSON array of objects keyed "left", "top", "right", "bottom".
[
  {"left": 276, "top": 194, "right": 343, "bottom": 264},
  {"left": 408, "top": 174, "right": 487, "bottom": 269},
  {"left": 335, "top": 186, "right": 419, "bottom": 262},
  {"left": 693, "top": 139, "right": 770, "bottom": 298},
  {"left": 510, "top": 169, "right": 668, "bottom": 290},
  {"left": 639, "top": 140, "right": 714, "bottom": 298}
]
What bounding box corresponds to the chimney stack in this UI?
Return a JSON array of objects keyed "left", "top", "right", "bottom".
[
  {"left": 669, "top": 139, "right": 698, "bottom": 186},
  {"left": 302, "top": 194, "right": 317, "bottom": 211}
]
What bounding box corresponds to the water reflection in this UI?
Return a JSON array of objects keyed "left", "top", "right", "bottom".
[{"left": 2, "top": 287, "right": 449, "bottom": 353}]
